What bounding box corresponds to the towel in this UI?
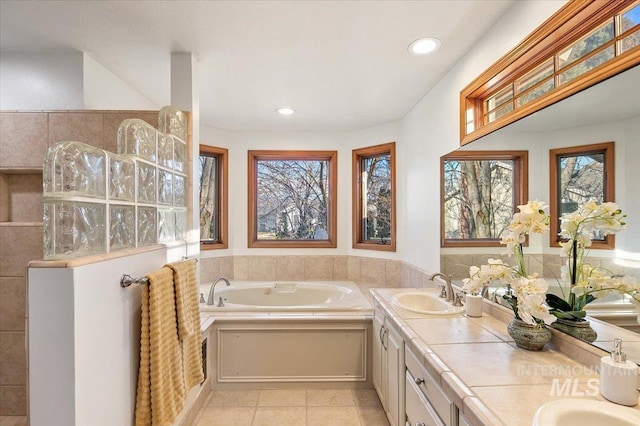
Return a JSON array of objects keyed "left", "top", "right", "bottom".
[
  {"left": 135, "top": 266, "right": 186, "bottom": 426},
  {"left": 166, "top": 259, "right": 204, "bottom": 391}
]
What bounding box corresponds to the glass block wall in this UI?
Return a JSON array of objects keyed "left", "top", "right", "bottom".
[{"left": 42, "top": 106, "right": 188, "bottom": 260}]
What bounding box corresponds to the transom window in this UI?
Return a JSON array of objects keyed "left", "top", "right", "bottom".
[
  {"left": 198, "top": 145, "right": 228, "bottom": 249},
  {"left": 462, "top": 0, "right": 640, "bottom": 144},
  {"left": 352, "top": 142, "right": 396, "bottom": 251},
  {"left": 248, "top": 150, "right": 337, "bottom": 248}
]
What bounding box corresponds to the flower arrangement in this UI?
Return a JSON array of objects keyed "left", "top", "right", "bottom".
[
  {"left": 463, "top": 200, "right": 556, "bottom": 327},
  {"left": 545, "top": 201, "right": 640, "bottom": 321}
]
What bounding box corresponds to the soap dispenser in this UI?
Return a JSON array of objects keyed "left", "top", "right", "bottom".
[{"left": 600, "top": 338, "right": 639, "bottom": 406}]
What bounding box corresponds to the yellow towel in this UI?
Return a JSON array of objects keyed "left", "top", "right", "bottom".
[
  {"left": 135, "top": 267, "right": 186, "bottom": 426},
  {"left": 166, "top": 259, "right": 204, "bottom": 391}
]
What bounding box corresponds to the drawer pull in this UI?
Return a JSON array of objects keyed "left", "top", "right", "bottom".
[
  {"left": 416, "top": 423, "right": 426, "bottom": 426},
  {"left": 414, "top": 377, "right": 425, "bottom": 385}
]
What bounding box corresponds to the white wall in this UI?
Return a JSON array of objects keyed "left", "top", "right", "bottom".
[
  {"left": 199, "top": 119, "right": 403, "bottom": 259},
  {"left": 400, "top": 1, "right": 567, "bottom": 271},
  {"left": 83, "top": 54, "right": 159, "bottom": 110},
  {"left": 0, "top": 51, "right": 84, "bottom": 110}
]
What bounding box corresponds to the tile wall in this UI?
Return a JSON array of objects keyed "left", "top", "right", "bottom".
[
  {"left": 199, "top": 255, "right": 441, "bottom": 297},
  {"left": 0, "top": 110, "right": 158, "bottom": 416}
]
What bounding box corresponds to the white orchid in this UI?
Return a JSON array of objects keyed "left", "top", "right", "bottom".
[{"left": 518, "top": 293, "right": 556, "bottom": 326}]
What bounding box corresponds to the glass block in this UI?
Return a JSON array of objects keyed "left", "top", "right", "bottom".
[
  {"left": 137, "top": 206, "right": 157, "bottom": 246},
  {"left": 43, "top": 141, "right": 107, "bottom": 199},
  {"left": 157, "top": 133, "right": 174, "bottom": 169},
  {"left": 158, "top": 208, "right": 175, "bottom": 242},
  {"left": 109, "top": 205, "right": 135, "bottom": 251},
  {"left": 109, "top": 153, "right": 136, "bottom": 201},
  {"left": 173, "top": 174, "right": 186, "bottom": 206},
  {"left": 175, "top": 208, "right": 188, "bottom": 240},
  {"left": 173, "top": 139, "right": 187, "bottom": 172},
  {"left": 137, "top": 161, "right": 157, "bottom": 203},
  {"left": 159, "top": 106, "right": 187, "bottom": 141},
  {"left": 158, "top": 169, "right": 173, "bottom": 205},
  {"left": 117, "top": 119, "right": 157, "bottom": 162},
  {"left": 43, "top": 201, "right": 106, "bottom": 260}
]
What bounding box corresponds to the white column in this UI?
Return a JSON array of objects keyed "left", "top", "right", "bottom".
[{"left": 171, "top": 52, "right": 200, "bottom": 259}]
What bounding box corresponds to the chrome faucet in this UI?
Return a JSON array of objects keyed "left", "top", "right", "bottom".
[
  {"left": 207, "top": 277, "right": 230, "bottom": 306},
  {"left": 429, "top": 272, "right": 454, "bottom": 304}
]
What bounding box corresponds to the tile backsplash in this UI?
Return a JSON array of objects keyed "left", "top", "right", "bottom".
[{"left": 199, "top": 255, "right": 442, "bottom": 293}]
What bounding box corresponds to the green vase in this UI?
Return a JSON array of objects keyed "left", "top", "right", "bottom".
[
  {"left": 550, "top": 317, "right": 598, "bottom": 342},
  {"left": 507, "top": 319, "right": 552, "bottom": 351}
]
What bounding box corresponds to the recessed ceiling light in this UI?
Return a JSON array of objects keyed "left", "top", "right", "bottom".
[
  {"left": 408, "top": 37, "right": 441, "bottom": 55},
  {"left": 276, "top": 107, "right": 295, "bottom": 115}
]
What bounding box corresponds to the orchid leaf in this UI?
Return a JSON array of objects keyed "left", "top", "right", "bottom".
[{"left": 545, "top": 293, "right": 572, "bottom": 311}]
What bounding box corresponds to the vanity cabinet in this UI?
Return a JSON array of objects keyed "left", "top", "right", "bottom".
[
  {"left": 405, "top": 346, "right": 456, "bottom": 426},
  {"left": 373, "top": 304, "right": 405, "bottom": 426}
]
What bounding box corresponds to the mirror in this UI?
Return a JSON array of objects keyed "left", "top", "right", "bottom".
[{"left": 446, "top": 64, "right": 640, "bottom": 361}]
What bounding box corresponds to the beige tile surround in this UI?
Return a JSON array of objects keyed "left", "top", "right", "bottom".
[
  {"left": 198, "top": 255, "right": 441, "bottom": 298},
  {"left": 441, "top": 252, "right": 639, "bottom": 281},
  {"left": 0, "top": 110, "right": 160, "bottom": 416}
]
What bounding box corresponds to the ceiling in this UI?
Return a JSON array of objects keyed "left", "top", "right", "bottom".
[{"left": 0, "top": 0, "right": 515, "bottom": 132}]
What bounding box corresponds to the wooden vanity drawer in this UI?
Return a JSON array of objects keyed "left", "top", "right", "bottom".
[
  {"left": 405, "top": 371, "right": 444, "bottom": 426},
  {"left": 405, "top": 348, "right": 453, "bottom": 426}
]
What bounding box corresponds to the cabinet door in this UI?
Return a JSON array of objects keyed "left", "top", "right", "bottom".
[
  {"left": 386, "top": 322, "right": 404, "bottom": 426},
  {"left": 372, "top": 311, "right": 386, "bottom": 407}
]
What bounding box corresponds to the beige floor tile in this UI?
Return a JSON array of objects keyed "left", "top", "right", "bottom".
[
  {"left": 195, "top": 407, "right": 254, "bottom": 426},
  {"left": 307, "top": 389, "right": 354, "bottom": 407},
  {"left": 0, "top": 417, "right": 28, "bottom": 426},
  {"left": 307, "top": 407, "right": 361, "bottom": 426},
  {"left": 252, "top": 407, "right": 306, "bottom": 426},
  {"left": 356, "top": 407, "right": 389, "bottom": 426},
  {"left": 351, "top": 389, "right": 382, "bottom": 408},
  {"left": 258, "top": 389, "right": 307, "bottom": 407},
  {"left": 208, "top": 390, "right": 260, "bottom": 407}
]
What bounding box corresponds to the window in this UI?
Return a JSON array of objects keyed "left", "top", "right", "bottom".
[
  {"left": 199, "top": 145, "right": 228, "bottom": 249},
  {"left": 248, "top": 150, "right": 337, "bottom": 248},
  {"left": 461, "top": 0, "right": 640, "bottom": 145},
  {"left": 549, "top": 142, "right": 615, "bottom": 248},
  {"left": 352, "top": 142, "right": 396, "bottom": 251},
  {"left": 441, "top": 151, "right": 528, "bottom": 247}
]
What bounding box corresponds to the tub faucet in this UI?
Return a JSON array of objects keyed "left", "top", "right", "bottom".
[
  {"left": 207, "top": 277, "right": 230, "bottom": 305},
  {"left": 429, "top": 272, "right": 454, "bottom": 304}
]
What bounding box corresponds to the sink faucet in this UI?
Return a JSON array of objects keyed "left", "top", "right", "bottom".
[
  {"left": 429, "top": 272, "right": 454, "bottom": 304},
  {"left": 207, "top": 277, "right": 230, "bottom": 305}
]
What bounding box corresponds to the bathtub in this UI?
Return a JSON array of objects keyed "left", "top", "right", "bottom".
[
  {"left": 199, "top": 281, "right": 374, "bottom": 389},
  {"left": 199, "top": 280, "right": 371, "bottom": 311}
]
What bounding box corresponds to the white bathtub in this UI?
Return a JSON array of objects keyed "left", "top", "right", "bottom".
[{"left": 199, "top": 280, "right": 372, "bottom": 311}]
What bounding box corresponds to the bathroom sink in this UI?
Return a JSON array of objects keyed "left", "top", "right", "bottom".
[
  {"left": 533, "top": 398, "right": 640, "bottom": 426},
  {"left": 391, "top": 291, "right": 465, "bottom": 315}
]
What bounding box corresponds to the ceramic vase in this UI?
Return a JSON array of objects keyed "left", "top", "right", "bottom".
[
  {"left": 550, "top": 317, "right": 597, "bottom": 342},
  {"left": 507, "top": 318, "right": 551, "bottom": 351}
]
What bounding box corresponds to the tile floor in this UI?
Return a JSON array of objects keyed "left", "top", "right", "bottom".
[
  {"left": 193, "top": 388, "right": 390, "bottom": 426},
  {"left": 0, "top": 417, "right": 27, "bottom": 426}
]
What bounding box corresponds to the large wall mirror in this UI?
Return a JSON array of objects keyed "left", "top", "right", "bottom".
[{"left": 446, "top": 64, "right": 640, "bottom": 362}]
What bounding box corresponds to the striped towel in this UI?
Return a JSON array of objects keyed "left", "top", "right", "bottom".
[
  {"left": 135, "top": 266, "right": 185, "bottom": 426},
  {"left": 166, "top": 259, "right": 204, "bottom": 390}
]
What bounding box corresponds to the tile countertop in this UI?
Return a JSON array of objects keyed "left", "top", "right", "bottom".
[{"left": 370, "top": 288, "right": 640, "bottom": 426}]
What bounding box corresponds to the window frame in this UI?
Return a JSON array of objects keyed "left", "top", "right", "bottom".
[
  {"left": 248, "top": 150, "right": 337, "bottom": 248},
  {"left": 352, "top": 142, "right": 396, "bottom": 252},
  {"left": 549, "top": 141, "right": 615, "bottom": 248},
  {"left": 440, "top": 150, "right": 529, "bottom": 248},
  {"left": 461, "top": 0, "right": 640, "bottom": 145},
  {"left": 198, "top": 144, "right": 228, "bottom": 250}
]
